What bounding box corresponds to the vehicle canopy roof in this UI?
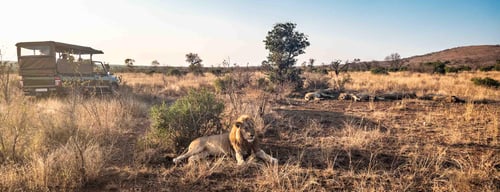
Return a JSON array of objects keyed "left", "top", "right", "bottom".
[{"left": 16, "top": 41, "right": 103, "bottom": 54}]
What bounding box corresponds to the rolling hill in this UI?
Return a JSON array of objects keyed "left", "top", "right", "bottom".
[{"left": 405, "top": 45, "right": 500, "bottom": 67}]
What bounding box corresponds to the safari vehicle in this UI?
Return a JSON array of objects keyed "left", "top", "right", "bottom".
[{"left": 16, "top": 41, "right": 120, "bottom": 96}]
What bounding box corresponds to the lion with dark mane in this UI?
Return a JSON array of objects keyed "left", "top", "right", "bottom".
[{"left": 173, "top": 115, "right": 278, "bottom": 165}]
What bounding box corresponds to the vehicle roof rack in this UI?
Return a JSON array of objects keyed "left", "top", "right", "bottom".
[{"left": 16, "top": 41, "right": 103, "bottom": 54}]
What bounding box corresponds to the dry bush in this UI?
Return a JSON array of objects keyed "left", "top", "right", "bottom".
[
  {"left": 29, "top": 138, "right": 107, "bottom": 189},
  {"left": 212, "top": 70, "right": 272, "bottom": 133},
  {"left": 329, "top": 72, "right": 352, "bottom": 91},
  {"left": 0, "top": 98, "right": 36, "bottom": 162},
  {"left": 303, "top": 72, "right": 330, "bottom": 90},
  {"left": 1, "top": 139, "right": 107, "bottom": 191}
]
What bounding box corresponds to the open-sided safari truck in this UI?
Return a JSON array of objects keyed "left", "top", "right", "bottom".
[{"left": 16, "top": 41, "right": 120, "bottom": 96}]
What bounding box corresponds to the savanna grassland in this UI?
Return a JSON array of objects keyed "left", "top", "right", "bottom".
[{"left": 0, "top": 70, "right": 499, "bottom": 191}]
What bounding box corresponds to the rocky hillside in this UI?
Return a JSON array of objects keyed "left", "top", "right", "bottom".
[{"left": 405, "top": 45, "right": 500, "bottom": 67}]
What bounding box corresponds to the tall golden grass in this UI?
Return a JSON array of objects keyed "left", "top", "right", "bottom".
[
  {"left": 0, "top": 89, "right": 146, "bottom": 190},
  {"left": 344, "top": 71, "right": 500, "bottom": 99}
]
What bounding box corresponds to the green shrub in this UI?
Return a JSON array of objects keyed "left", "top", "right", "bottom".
[
  {"left": 149, "top": 89, "right": 224, "bottom": 152},
  {"left": 370, "top": 67, "right": 389, "bottom": 75},
  {"left": 471, "top": 77, "right": 500, "bottom": 88},
  {"left": 445, "top": 66, "right": 459, "bottom": 73},
  {"left": 167, "top": 68, "right": 185, "bottom": 77},
  {"left": 388, "top": 67, "right": 399, "bottom": 72},
  {"left": 145, "top": 69, "right": 156, "bottom": 75},
  {"left": 434, "top": 63, "right": 446, "bottom": 74},
  {"left": 457, "top": 65, "right": 472, "bottom": 72},
  {"left": 495, "top": 63, "right": 500, "bottom": 71},
  {"left": 479, "top": 65, "right": 494, "bottom": 72},
  {"left": 209, "top": 68, "right": 226, "bottom": 77},
  {"left": 264, "top": 66, "right": 304, "bottom": 90},
  {"left": 423, "top": 61, "right": 447, "bottom": 74}
]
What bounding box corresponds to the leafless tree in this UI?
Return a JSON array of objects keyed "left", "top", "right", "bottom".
[
  {"left": 385, "top": 53, "right": 404, "bottom": 71},
  {"left": 329, "top": 60, "right": 350, "bottom": 76}
]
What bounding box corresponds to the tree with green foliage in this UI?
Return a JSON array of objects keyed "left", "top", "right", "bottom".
[
  {"left": 151, "top": 60, "right": 160, "bottom": 68},
  {"left": 371, "top": 67, "right": 389, "bottom": 75},
  {"left": 125, "top": 58, "right": 135, "bottom": 72},
  {"left": 262, "top": 22, "right": 310, "bottom": 89},
  {"left": 186, "top": 53, "right": 203, "bottom": 76}
]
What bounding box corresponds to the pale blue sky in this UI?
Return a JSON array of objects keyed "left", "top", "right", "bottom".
[{"left": 1, "top": 0, "right": 499, "bottom": 66}]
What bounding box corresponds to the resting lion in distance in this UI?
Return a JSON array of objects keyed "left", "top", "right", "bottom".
[
  {"left": 304, "top": 89, "right": 339, "bottom": 101},
  {"left": 173, "top": 115, "right": 278, "bottom": 165}
]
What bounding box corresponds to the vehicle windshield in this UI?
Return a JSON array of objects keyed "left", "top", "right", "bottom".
[
  {"left": 92, "top": 61, "right": 107, "bottom": 74},
  {"left": 20, "top": 45, "right": 51, "bottom": 56}
]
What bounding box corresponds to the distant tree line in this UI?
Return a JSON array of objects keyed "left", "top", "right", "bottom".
[{"left": 112, "top": 58, "right": 500, "bottom": 76}]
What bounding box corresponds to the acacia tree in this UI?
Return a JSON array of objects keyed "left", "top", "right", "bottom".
[
  {"left": 125, "top": 58, "right": 135, "bottom": 71},
  {"left": 262, "top": 22, "right": 310, "bottom": 89},
  {"left": 151, "top": 60, "right": 160, "bottom": 68},
  {"left": 186, "top": 53, "right": 203, "bottom": 75}
]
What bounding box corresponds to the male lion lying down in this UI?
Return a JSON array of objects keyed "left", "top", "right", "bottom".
[{"left": 173, "top": 115, "right": 278, "bottom": 165}]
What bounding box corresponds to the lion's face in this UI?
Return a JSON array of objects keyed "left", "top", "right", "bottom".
[{"left": 235, "top": 115, "right": 256, "bottom": 143}]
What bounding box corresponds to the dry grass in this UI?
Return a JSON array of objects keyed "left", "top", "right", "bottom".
[
  {"left": 1, "top": 71, "right": 499, "bottom": 191},
  {"left": 0, "top": 90, "right": 145, "bottom": 191},
  {"left": 346, "top": 71, "right": 500, "bottom": 100},
  {"left": 120, "top": 73, "right": 217, "bottom": 98}
]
